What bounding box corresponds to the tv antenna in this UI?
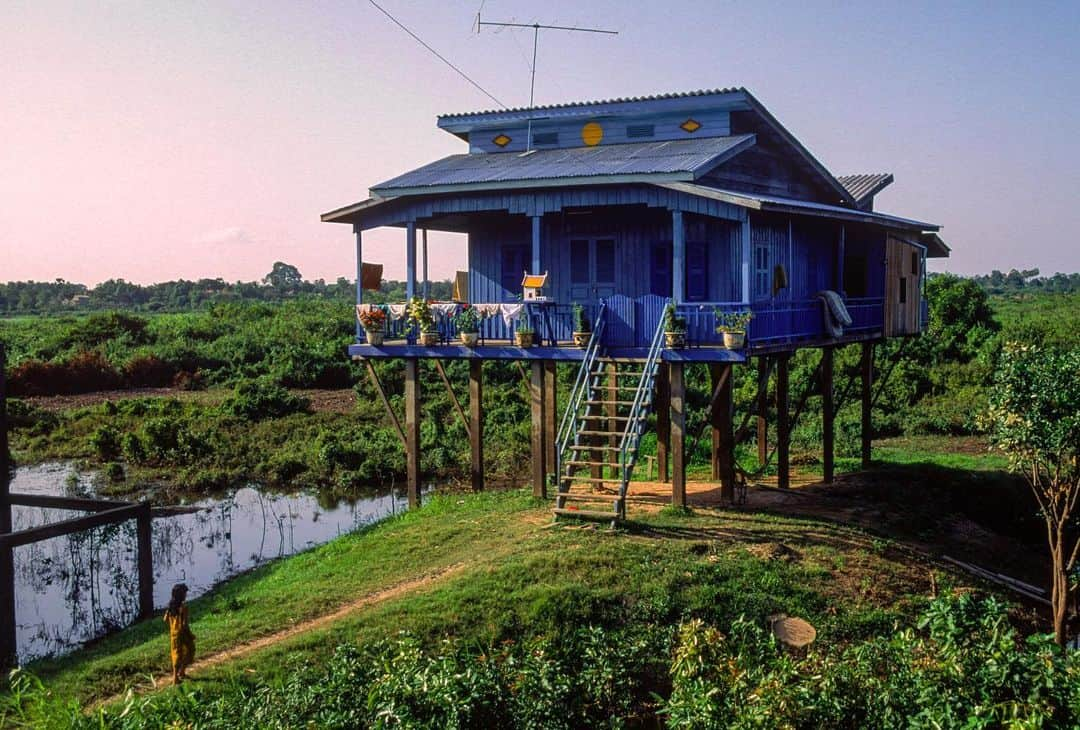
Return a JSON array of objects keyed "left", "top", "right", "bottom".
[{"left": 476, "top": 12, "right": 617, "bottom": 151}]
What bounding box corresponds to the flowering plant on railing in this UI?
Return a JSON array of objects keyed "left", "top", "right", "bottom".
[
  {"left": 454, "top": 304, "right": 482, "bottom": 334},
  {"left": 572, "top": 303, "right": 591, "bottom": 334},
  {"left": 663, "top": 302, "right": 687, "bottom": 333},
  {"left": 714, "top": 309, "right": 754, "bottom": 333},
  {"left": 406, "top": 297, "right": 437, "bottom": 333},
  {"left": 357, "top": 307, "right": 386, "bottom": 332}
]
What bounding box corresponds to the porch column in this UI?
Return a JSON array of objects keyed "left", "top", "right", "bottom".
[
  {"left": 837, "top": 225, "right": 846, "bottom": 297},
  {"left": 405, "top": 221, "right": 417, "bottom": 301},
  {"left": 741, "top": 218, "right": 752, "bottom": 304},
  {"left": 672, "top": 209, "right": 685, "bottom": 302},
  {"left": 422, "top": 228, "right": 430, "bottom": 300},
  {"left": 354, "top": 226, "right": 363, "bottom": 340},
  {"left": 531, "top": 215, "right": 541, "bottom": 274}
]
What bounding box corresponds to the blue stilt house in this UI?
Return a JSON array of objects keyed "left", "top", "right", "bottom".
[{"left": 322, "top": 87, "right": 950, "bottom": 521}]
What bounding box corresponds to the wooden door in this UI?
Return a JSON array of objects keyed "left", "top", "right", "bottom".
[
  {"left": 568, "top": 237, "right": 617, "bottom": 301},
  {"left": 884, "top": 236, "right": 922, "bottom": 336}
]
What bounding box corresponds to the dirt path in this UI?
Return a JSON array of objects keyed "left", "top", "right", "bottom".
[{"left": 92, "top": 562, "right": 467, "bottom": 709}]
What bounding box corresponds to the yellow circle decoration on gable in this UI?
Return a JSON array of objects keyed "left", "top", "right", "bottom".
[{"left": 581, "top": 122, "right": 603, "bottom": 146}]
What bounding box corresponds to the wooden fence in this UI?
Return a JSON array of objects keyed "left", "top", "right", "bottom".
[{"left": 0, "top": 343, "right": 154, "bottom": 669}]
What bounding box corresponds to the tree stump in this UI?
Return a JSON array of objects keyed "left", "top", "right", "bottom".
[{"left": 768, "top": 613, "right": 816, "bottom": 656}]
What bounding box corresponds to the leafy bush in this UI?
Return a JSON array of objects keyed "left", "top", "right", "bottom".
[
  {"left": 122, "top": 354, "right": 175, "bottom": 388},
  {"left": 219, "top": 379, "right": 310, "bottom": 421}
]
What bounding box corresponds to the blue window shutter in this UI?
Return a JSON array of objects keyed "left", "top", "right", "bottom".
[
  {"left": 686, "top": 241, "right": 708, "bottom": 302},
  {"left": 650, "top": 242, "right": 672, "bottom": 297},
  {"left": 500, "top": 245, "right": 529, "bottom": 300}
]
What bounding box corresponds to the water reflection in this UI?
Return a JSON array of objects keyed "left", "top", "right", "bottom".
[{"left": 9, "top": 463, "right": 411, "bottom": 664}]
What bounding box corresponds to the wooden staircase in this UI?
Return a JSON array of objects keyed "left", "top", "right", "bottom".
[{"left": 553, "top": 301, "right": 668, "bottom": 525}]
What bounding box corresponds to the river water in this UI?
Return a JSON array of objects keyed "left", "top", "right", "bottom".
[{"left": 8, "top": 463, "right": 412, "bottom": 664}]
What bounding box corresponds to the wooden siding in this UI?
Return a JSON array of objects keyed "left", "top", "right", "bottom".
[
  {"left": 884, "top": 235, "right": 923, "bottom": 336},
  {"left": 467, "top": 110, "right": 732, "bottom": 154}
]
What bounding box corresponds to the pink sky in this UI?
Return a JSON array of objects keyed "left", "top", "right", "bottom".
[{"left": 2, "top": 1, "right": 1078, "bottom": 285}]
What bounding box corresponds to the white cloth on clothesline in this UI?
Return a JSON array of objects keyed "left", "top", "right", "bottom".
[
  {"left": 473, "top": 303, "right": 500, "bottom": 319},
  {"left": 431, "top": 302, "right": 460, "bottom": 320},
  {"left": 386, "top": 304, "right": 408, "bottom": 321},
  {"left": 499, "top": 303, "right": 525, "bottom": 327}
]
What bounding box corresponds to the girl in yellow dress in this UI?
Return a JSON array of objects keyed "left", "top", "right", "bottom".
[{"left": 163, "top": 583, "right": 196, "bottom": 684}]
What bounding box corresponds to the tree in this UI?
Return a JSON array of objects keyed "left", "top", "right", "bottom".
[
  {"left": 986, "top": 344, "right": 1080, "bottom": 645},
  {"left": 263, "top": 262, "right": 303, "bottom": 292}
]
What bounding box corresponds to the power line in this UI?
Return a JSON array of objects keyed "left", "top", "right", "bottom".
[{"left": 367, "top": 0, "right": 506, "bottom": 109}]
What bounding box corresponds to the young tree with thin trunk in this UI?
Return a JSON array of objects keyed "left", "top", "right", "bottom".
[{"left": 986, "top": 344, "right": 1080, "bottom": 645}]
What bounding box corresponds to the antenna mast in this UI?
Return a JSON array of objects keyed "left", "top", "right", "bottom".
[{"left": 476, "top": 13, "right": 617, "bottom": 151}]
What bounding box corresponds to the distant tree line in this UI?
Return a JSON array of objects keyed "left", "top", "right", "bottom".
[
  {"left": 967, "top": 268, "right": 1080, "bottom": 295},
  {"left": 0, "top": 261, "right": 452, "bottom": 315}
]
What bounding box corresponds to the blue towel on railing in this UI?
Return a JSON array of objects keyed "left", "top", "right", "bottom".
[{"left": 816, "top": 291, "right": 852, "bottom": 338}]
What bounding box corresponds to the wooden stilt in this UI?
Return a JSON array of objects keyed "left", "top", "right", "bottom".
[
  {"left": 0, "top": 344, "right": 14, "bottom": 669},
  {"left": 710, "top": 364, "right": 723, "bottom": 480},
  {"left": 530, "top": 361, "right": 547, "bottom": 498},
  {"left": 469, "top": 360, "right": 484, "bottom": 492},
  {"left": 776, "top": 354, "right": 790, "bottom": 489},
  {"left": 861, "top": 341, "right": 874, "bottom": 469},
  {"left": 136, "top": 503, "right": 154, "bottom": 619},
  {"left": 717, "top": 364, "right": 736, "bottom": 504},
  {"left": 757, "top": 357, "right": 769, "bottom": 466},
  {"left": 655, "top": 364, "right": 670, "bottom": 483},
  {"left": 670, "top": 362, "right": 686, "bottom": 508},
  {"left": 821, "top": 347, "right": 835, "bottom": 483},
  {"left": 404, "top": 358, "right": 422, "bottom": 507},
  {"left": 544, "top": 361, "right": 557, "bottom": 477}
]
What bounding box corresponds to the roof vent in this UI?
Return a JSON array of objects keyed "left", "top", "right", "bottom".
[{"left": 627, "top": 124, "right": 655, "bottom": 139}]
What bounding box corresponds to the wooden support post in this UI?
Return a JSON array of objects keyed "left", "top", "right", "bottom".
[
  {"left": 822, "top": 347, "right": 835, "bottom": 483},
  {"left": 422, "top": 228, "right": 429, "bottom": 300},
  {"left": 655, "top": 363, "right": 670, "bottom": 483},
  {"left": 469, "top": 360, "right": 484, "bottom": 492},
  {"left": 776, "top": 354, "right": 790, "bottom": 489},
  {"left": 672, "top": 209, "right": 685, "bottom": 303},
  {"left": 757, "top": 357, "right": 769, "bottom": 466},
  {"left": 531, "top": 215, "right": 542, "bottom": 274},
  {"left": 717, "top": 364, "right": 735, "bottom": 504},
  {"left": 404, "top": 358, "right": 422, "bottom": 507},
  {"left": 544, "top": 361, "right": 557, "bottom": 476},
  {"left": 0, "top": 344, "right": 14, "bottom": 670},
  {"left": 530, "top": 361, "right": 547, "bottom": 498},
  {"left": 136, "top": 503, "right": 153, "bottom": 619},
  {"left": 710, "top": 364, "right": 723, "bottom": 480},
  {"left": 861, "top": 341, "right": 874, "bottom": 469},
  {"left": 670, "top": 362, "right": 686, "bottom": 507}
]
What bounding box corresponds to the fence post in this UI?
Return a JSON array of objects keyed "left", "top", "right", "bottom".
[
  {"left": 136, "top": 503, "right": 154, "bottom": 620},
  {"left": 0, "top": 343, "right": 16, "bottom": 668}
]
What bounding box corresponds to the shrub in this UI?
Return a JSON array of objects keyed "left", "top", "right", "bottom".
[
  {"left": 220, "top": 378, "right": 311, "bottom": 421},
  {"left": 122, "top": 354, "right": 175, "bottom": 387},
  {"left": 89, "top": 426, "right": 122, "bottom": 461}
]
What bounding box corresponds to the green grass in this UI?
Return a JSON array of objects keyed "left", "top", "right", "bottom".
[{"left": 23, "top": 488, "right": 944, "bottom": 711}]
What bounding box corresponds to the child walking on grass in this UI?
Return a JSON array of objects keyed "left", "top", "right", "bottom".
[{"left": 163, "top": 583, "right": 196, "bottom": 684}]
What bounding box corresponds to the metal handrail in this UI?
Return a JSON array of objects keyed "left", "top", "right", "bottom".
[
  {"left": 556, "top": 301, "right": 607, "bottom": 480},
  {"left": 614, "top": 299, "right": 669, "bottom": 514}
]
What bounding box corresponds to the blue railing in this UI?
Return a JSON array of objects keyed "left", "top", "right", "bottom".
[{"left": 359, "top": 294, "right": 888, "bottom": 348}]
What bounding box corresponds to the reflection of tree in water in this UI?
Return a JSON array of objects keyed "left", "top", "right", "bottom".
[{"left": 10, "top": 472, "right": 415, "bottom": 663}]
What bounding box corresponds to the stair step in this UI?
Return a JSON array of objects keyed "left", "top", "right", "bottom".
[
  {"left": 575, "top": 430, "right": 624, "bottom": 437},
  {"left": 564, "top": 460, "right": 616, "bottom": 467},
  {"left": 591, "top": 371, "right": 644, "bottom": 378},
  {"left": 552, "top": 507, "right": 620, "bottom": 522},
  {"left": 568, "top": 444, "right": 633, "bottom": 452},
  {"left": 555, "top": 492, "right": 622, "bottom": 503},
  {"left": 583, "top": 399, "right": 637, "bottom": 406},
  {"left": 565, "top": 476, "right": 621, "bottom": 484}
]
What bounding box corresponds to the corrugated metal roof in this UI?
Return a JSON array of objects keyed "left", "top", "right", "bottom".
[
  {"left": 836, "top": 173, "right": 893, "bottom": 205},
  {"left": 371, "top": 135, "right": 755, "bottom": 194},
  {"left": 656, "top": 182, "right": 938, "bottom": 231},
  {"left": 438, "top": 87, "right": 744, "bottom": 121}
]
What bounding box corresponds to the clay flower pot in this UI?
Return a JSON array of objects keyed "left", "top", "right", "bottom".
[
  {"left": 722, "top": 331, "right": 746, "bottom": 349},
  {"left": 459, "top": 332, "right": 479, "bottom": 347},
  {"left": 515, "top": 331, "right": 535, "bottom": 348},
  {"left": 664, "top": 331, "right": 686, "bottom": 349},
  {"left": 365, "top": 329, "right": 385, "bottom": 346},
  {"left": 419, "top": 331, "right": 440, "bottom": 346},
  {"left": 572, "top": 331, "right": 591, "bottom": 348}
]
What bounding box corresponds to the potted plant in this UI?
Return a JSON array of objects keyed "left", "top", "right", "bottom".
[
  {"left": 663, "top": 302, "right": 687, "bottom": 349},
  {"left": 571, "top": 303, "right": 591, "bottom": 348},
  {"left": 514, "top": 315, "right": 536, "bottom": 348},
  {"left": 715, "top": 309, "right": 754, "bottom": 349},
  {"left": 455, "top": 305, "right": 481, "bottom": 347},
  {"left": 407, "top": 297, "right": 440, "bottom": 346},
  {"left": 357, "top": 307, "right": 387, "bottom": 346}
]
